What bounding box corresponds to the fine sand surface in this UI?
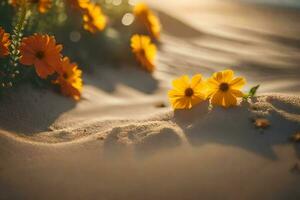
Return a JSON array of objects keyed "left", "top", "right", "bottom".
[{"left": 1, "top": 0, "right": 300, "bottom": 199}]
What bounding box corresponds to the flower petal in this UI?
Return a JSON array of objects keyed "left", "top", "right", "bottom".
[
  {"left": 230, "top": 89, "right": 244, "bottom": 97},
  {"left": 171, "top": 97, "right": 191, "bottom": 109},
  {"left": 168, "top": 89, "right": 184, "bottom": 99},
  {"left": 230, "top": 77, "right": 246, "bottom": 90},
  {"left": 223, "top": 92, "right": 237, "bottom": 107},
  {"left": 34, "top": 59, "right": 55, "bottom": 79},
  {"left": 172, "top": 75, "right": 190, "bottom": 90},
  {"left": 211, "top": 91, "right": 224, "bottom": 107},
  {"left": 222, "top": 69, "right": 234, "bottom": 82},
  {"left": 190, "top": 74, "right": 202, "bottom": 88},
  {"left": 191, "top": 95, "right": 204, "bottom": 107}
]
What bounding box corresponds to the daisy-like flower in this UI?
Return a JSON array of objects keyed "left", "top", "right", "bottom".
[
  {"left": 54, "top": 57, "right": 83, "bottom": 100},
  {"left": 134, "top": 3, "right": 161, "bottom": 40},
  {"left": 20, "top": 34, "right": 62, "bottom": 79},
  {"left": 130, "top": 34, "right": 157, "bottom": 73},
  {"left": 207, "top": 69, "right": 246, "bottom": 108},
  {"left": 81, "top": 2, "right": 107, "bottom": 33},
  {"left": 0, "top": 27, "right": 11, "bottom": 58},
  {"left": 168, "top": 74, "right": 207, "bottom": 109},
  {"left": 9, "top": 0, "right": 52, "bottom": 13}
]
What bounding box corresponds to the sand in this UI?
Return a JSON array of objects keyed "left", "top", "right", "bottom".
[{"left": 1, "top": 0, "right": 300, "bottom": 199}]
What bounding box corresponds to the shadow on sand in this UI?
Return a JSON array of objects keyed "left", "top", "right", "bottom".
[
  {"left": 0, "top": 85, "right": 76, "bottom": 135},
  {"left": 173, "top": 98, "right": 300, "bottom": 160}
]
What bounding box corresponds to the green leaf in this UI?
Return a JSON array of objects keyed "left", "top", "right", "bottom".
[
  {"left": 248, "top": 85, "right": 260, "bottom": 97},
  {"left": 243, "top": 85, "right": 260, "bottom": 100}
]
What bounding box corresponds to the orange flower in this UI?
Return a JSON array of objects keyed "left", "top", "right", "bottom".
[
  {"left": 34, "top": 0, "right": 52, "bottom": 13},
  {"left": 54, "top": 57, "right": 83, "bottom": 100},
  {"left": 81, "top": 2, "right": 107, "bottom": 33},
  {"left": 20, "top": 34, "right": 62, "bottom": 79},
  {"left": 134, "top": 3, "right": 161, "bottom": 40},
  {"left": 131, "top": 34, "right": 157, "bottom": 73},
  {"left": 9, "top": 0, "right": 51, "bottom": 13},
  {"left": 0, "top": 27, "right": 11, "bottom": 58}
]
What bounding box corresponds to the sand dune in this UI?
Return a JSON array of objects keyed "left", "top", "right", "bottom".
[
  {"left": 1, "top": 0, "right": 300, "bottom": 199},
  {"left": 1, "top": 94, "right": 300, "bottom": 199}
]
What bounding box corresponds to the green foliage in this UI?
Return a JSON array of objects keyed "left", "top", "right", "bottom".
[
  {"left": 0, "top": 0, "right": 137, "bottom": 93},
  {"left": 26, "top": 0, "right": 67, "bottom": 34},
  {"left": 0, "top": 1, "right": 30, "bottom": 90},
  {"left": 243, "top": 85, "right": 260, "bottom": 100}
]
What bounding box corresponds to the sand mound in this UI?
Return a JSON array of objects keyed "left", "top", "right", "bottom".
[
  {"left": 2, "top": 93, "right": 299, "bottom": 149},
  {"left": 1, "top": 93, "right": 300, "bottom": 200},
  {"left": 1, "top": 1, "right": 300, "bottom": 199}
]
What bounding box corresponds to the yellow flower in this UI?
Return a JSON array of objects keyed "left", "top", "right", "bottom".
[
  {"left": 81, "top": 2, "right": 107, "bottom": 33},
  {"left": 130, "top": 34, "right": 157, "bottom": 73},
  {"left": 168, "top": 74, "right": 207, "bottom": 109},
  {"left": 206, "top": 69, "right": 246, "bottom": 108},
  {"left": 133, "top": 3, "right": 161, "bottom": 40},
  {"left": 54, "top": 57, "right": 83, "bottom": 100}
]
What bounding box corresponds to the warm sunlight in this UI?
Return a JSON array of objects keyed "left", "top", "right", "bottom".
[{"left": 0, "top": 0, "right": 299, "bottom": 199}]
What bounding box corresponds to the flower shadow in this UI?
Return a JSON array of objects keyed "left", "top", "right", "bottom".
[
  {"left": 0, "top": 85, "right": 76, "bottom": 135},
  {"left": 173, "top": 101, "right": 300, "bottom": 160},
  {"left": 83, "top": 64, "right": 159, "bottom": 94}
]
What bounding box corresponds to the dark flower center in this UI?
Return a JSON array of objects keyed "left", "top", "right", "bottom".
[
  {"left": 63, "top": 73, "right": 68, "bottom": 79},
  {"left": 219, "top": 82, "right": 229, "bottom": 92},
  {"left": 185, "top": 88, "right": 194, "bottom": 97},
  {"left": 35, "top": 51, "right": 45, "bottom": 59},
  {"left": 140, "top": 49, "right": 146, "bottom": 56}
]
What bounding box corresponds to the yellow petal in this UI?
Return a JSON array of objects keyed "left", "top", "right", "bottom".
[
  {"left": 230, "top": 89, "right": 244, "bottom": 97},
  {"left": 171, "top": 97, "right": 191, "bottom": 109},
  {"left": 172, "top": 75, "right": 190, "bottom": 90},
  {"left": 211, "top": 91, "right": 224, "bottom": 107},
  {"left": 206, "top": 79, "right": 219, "bottom": 97},
  {"left": 229, "top": 77, "right": 246, "bottom": 90},
  {"left": 168, "top": 89, "right": 184, "bottom": 98},
  {"left": 223, "top": 92, "right": 237, "bottom": 107},
  {"left": 213, "top": 71, "right": 223, "bottom": 82},
  {"left": 190, "top": 74, "right": 202, "bottom": 88},
  {"left": 191, "top": 95, "right": 204, "bottom": 107},
  {"left": 222, "top": 69, "right": 234, "bottom": 82}
]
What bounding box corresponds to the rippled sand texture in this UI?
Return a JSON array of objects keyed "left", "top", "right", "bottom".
[{"left": 0, "top": 0, "right": 300, "bottom": 199}]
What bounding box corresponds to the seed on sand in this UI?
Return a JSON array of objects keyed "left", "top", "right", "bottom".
[{"left": 254, "top": 118, "right": 270, "bottom": 129}]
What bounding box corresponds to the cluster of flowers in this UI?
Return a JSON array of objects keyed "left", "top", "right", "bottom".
[
  {"left": 168, "top": 69, "right": 247, "bottom": 109},
  {"left": 0, "top": 27, "right": 83, "bottom": 100},
  {"left": 130, "top": 3, "right": 161, "bottom": 73},
  {"left": 1, "top": 0, "right": 162, "bottom": 100},
  {"left": 67, "top": 0, "right": 107, "bottom": 33},
  {"left": 9, "top": 0, "right": 107, "bottom": 33}
]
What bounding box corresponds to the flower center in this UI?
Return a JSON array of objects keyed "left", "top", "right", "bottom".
[
  {"left": 140, "top": 49, "right": 146, "bottom": 56},
  {"left": 185, "top": 88, "right": 194, "bottom": 97},
  {"left": 63, "top": 73, "right": 68, "bottom": 79},
  {"left": 35, "top": 51, "right": 45, "bottom": 59},
  {"left": 219, "top": 82, "right": 229, "bottom": 92}
]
